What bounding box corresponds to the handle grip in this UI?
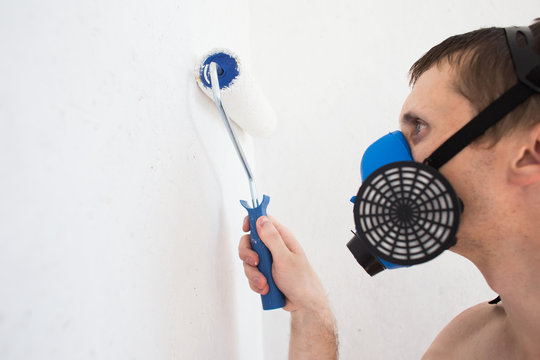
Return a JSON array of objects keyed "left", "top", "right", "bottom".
[{"left": 240, "top": 195, "right": 286, "bottom": 310}]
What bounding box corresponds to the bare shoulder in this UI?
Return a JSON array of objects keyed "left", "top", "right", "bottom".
[{"left": 422, "top": 300, "right": 506, "bottom": 359}]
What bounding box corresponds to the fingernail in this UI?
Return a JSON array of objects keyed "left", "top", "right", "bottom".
[
  {"left": 247, "top": 257, "right": 257, "bottom": 266},
  {"left": 259, "top": 216, "right": 269, "bottom": 227}
]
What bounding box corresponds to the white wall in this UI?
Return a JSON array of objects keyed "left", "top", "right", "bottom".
[
  {"left": 1, "top": 1, "right": 538, "bottom": 359},
  {"left": 0, "top": 1, "right": 264, "bottom": 359},
  {"left": 248, "top": 2, "right": 538, "bottom": 359}
]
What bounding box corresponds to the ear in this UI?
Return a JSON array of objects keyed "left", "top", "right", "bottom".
[{"left": 511, "top": 122, "right": 540, "bottom": 185}]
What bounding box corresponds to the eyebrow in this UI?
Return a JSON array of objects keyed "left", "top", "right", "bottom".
[{"left": 400, "top": 112, "right": 420, "bottom": 125}]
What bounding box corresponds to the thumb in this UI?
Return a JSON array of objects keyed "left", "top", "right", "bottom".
[
  {"left": 267, "top": 215, "right": 304, "bottom": 255},
  {"left": 256, "top": 216, "right": 290, "bottom": 259}
]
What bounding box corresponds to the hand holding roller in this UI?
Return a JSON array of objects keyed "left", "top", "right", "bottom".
[
  {"left": 196, "top": 50, "right": 285, "bottom": 310},
  {"left": 240, "top": 196, "right": 285, "bottom": 310}
]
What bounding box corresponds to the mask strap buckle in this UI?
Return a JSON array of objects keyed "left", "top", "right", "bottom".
[{"left": 506, "top": 26, "right": 540, "bottom": 92}]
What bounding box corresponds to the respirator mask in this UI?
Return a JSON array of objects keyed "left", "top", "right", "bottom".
[{"left": 347, "top": 26, "right": 540, "bottom": 276}]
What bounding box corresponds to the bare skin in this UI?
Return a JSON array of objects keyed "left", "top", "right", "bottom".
[
  {"left": 402, "top": 62, "right": 540, "bottom": 359},
  {"left": 239, "top": 216, "right": 338, "bottom": 359},
  {"left": 239, "top": 61, "right": 540, "bottom": 359}
]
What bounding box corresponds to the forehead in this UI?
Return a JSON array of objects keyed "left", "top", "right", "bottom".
[{"left": 400, "top": 62, "right": 475, "bottom": 133}]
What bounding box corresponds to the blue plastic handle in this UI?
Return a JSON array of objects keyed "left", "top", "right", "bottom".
[{"left": 240, "top": 195, "right": 286, "bottom": 310}]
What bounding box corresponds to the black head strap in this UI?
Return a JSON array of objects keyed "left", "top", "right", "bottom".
[
  {"left": 506, "top": 26, "right": 540, "bottom": 92},
  {"left": 424, "top": 26, "right": 540, "bottom": 170}
]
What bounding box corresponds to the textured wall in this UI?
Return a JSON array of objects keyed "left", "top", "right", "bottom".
[
  {"left": 248, "top": 2, "right": 537, "bottom": 359},
  {"left": 0, "top": 1, "right": 263, "bottom": 359}
]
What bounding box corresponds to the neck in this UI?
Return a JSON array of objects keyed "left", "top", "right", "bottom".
[{"left": 472, "top": 227, "right": 540, "bottom": 357}]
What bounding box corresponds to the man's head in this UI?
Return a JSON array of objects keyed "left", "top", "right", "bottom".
[
  {"left": 399, "top": 20, "right": 540, "bottom": 268},
  {"left": 409, "top": 19, "right": 540, "bottom": 144},
  {"left": 348, "top": 21, "right": 540, "bottom": 276}
]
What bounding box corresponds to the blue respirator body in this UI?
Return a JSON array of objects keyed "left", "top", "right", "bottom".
[{"left": 347, "top": 26, "right": 540, "bottom": 276}]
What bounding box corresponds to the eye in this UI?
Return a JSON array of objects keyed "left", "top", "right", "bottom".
[
  {"left": 400, "top": 114, "right": 429, "bottom": 144},
  {"left": 412, "top": 119, "right": 427, "bottom": 136}
]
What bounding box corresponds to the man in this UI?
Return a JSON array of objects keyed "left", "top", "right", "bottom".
[{"left": 239, "top": 20, "right": 540, "bottom": 359}]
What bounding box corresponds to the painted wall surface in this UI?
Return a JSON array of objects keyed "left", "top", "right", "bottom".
[
  {"left": 0, "top": 1, "right": 264, "bottom": 359},
  {"left": 2, "top": 1, "right": 538, "bottom": 359},
  {"left": 248, "top": 1, "right": 538, "bottom": 359}
]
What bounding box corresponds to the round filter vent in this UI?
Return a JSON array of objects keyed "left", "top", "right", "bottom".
[{"left": 353, "top": 161, "right": 460, "bottom": 265}]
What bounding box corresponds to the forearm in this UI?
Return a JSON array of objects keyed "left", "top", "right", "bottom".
[
  {"left": 289, "top": 303, "right": 338, "bottom": 360},
  {"left": 238, "top": 216, "right": 338, "bottom": 358}
]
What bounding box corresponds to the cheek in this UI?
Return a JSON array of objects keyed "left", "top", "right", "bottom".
[{"left": 439, "top": 150, "right": 495, "bottom": 230}]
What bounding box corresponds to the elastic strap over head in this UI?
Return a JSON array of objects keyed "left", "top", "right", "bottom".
[{"left": 424, "top": 26, "right": 540, "bottom": 170}]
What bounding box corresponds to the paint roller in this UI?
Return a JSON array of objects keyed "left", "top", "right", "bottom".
[{"left": 195, "top": 49, "right": 285, "bottom": 310}]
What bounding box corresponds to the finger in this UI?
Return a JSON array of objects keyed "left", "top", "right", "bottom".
[
  {"left": 243, "top": 262, "right": 268, "bottom": 293},
  {"left": 249, "top": 281, "right": 269, "bottom": 295},
  {"left": 238, "top": 234, "right": 259, "bottom": 266},
  {"left": 267, "top": 215, "right": 304, "bottom": 254},
  {"left": 256, "top": 216, "right": 290, "bottom": 259},
  {"left": 242, "top": 216, "right": 250, "bottom": 232}
]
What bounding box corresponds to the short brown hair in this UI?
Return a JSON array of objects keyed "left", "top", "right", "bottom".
[{"left": 409, "top": 19, "right": 540, "bottom": 143}]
